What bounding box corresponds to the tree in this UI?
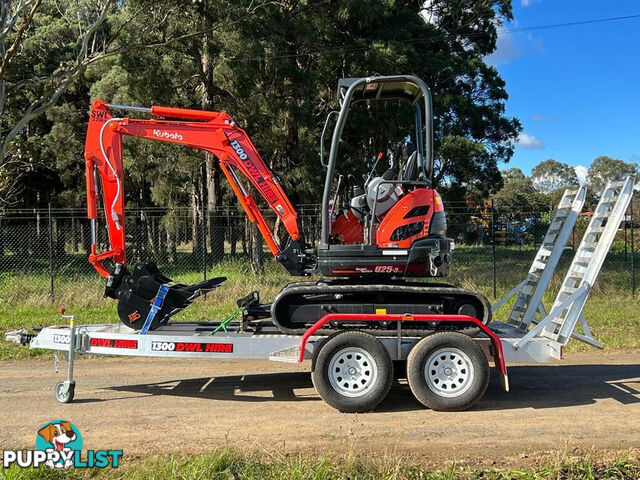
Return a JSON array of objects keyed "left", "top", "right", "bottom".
[
  {"left": 493, "top": 168, "right": 552, "bottom": 214},
  {"left": 0, "top": 0, "right": 114, "bottom": 205},
  {"left": 216, "top": 0, "right": 521, "bottom": 203},
  {"left": 0, "top": 0, "right": 235, "bottom": 206},
  {"left": 587, "top": 155, "right": 638, "bottom": 195},
  {"left": 531, "top": 159, "right": 578, "bottom": 194}
]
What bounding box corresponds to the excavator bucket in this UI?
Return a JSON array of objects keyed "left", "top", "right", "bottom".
[{"left": 107, "top": 262, "right": 225, "bottom": 331}]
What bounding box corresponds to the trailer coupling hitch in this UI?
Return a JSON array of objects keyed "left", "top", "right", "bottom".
[{"left": 105, "top": 262, "right": 226, "bottom": 331}]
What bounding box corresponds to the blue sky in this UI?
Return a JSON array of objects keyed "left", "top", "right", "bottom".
[{"left": 486, "top": 0, "right": 640, "bottom": 181}]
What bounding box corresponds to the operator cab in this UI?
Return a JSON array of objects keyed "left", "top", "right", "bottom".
[{"left": 315, "top": 75, "right": 453, "bottom": 277}]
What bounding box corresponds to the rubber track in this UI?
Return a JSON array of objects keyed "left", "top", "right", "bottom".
[{"left": 270, "top": 282, "right": 492, "bottom": 336}]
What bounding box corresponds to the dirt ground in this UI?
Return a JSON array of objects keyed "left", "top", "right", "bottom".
[{"left": 1, "top": 351, "right": 640, "bottom": 465}]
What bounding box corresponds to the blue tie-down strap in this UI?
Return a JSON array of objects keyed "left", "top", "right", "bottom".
[{"left": 140, "top": 284, "right": 170, "bottom": 335}]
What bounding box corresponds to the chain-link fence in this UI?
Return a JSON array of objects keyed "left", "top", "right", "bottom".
[{"left": 0, "top": 194, "right": 637, "bottom": 309}]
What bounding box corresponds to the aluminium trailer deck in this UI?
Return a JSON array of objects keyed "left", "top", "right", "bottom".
[{"left": 28, "top": 319, "right": 552, "bottom": 364}]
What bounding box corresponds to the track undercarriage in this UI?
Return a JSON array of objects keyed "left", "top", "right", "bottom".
[{"left": 240, "top": 280, "right": 492, "bottom": 336}]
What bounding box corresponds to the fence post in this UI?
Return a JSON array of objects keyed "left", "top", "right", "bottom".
[
  {"left": 631, "top": 195, "right": 635, "bottom": 297},
  {"left": 201, "top": 200, "right": 207, "bottom": 281},
  {"left": 624, "top": 219, "right": 628, "bottom": 261},
  {"left": 48, "top": 203, "right": 54, "bottom": 301},
  {"left": 491, "top": 199, "right": 496, "bottom": 298}
]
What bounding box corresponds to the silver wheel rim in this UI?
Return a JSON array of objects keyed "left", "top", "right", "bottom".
[
  {"left": 328, "top": 347, "right": 378, "bottom": 397},
  {"left": 425, "top": 347, "right": 474, "bottom": 398},
  {"left": 56, "top": 384, "right": 68, "bottom": 400}
]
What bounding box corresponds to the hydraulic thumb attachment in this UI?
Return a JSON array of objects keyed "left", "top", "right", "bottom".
[{"left": 105, "top": 262, "right": 226, "bottom": 331}]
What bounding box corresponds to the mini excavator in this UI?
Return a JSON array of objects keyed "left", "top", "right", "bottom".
[{"left": 84, "top": 75, "right": 490, "bottom": 334}]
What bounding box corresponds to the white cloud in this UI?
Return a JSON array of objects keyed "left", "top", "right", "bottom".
[
  {"left": 486, "top": 30, "right": 521, "bottom": 65},
  {"left": 531, "top": 113, "right": 555, "bottom": 122},
  {"left": 574, "top": 165, "right": 588, "bottom": 186},
  {"left": 521, "top": 0, "right": 540, "bottom": 6},
  {"left": 517, "top": 132, "right": 544, "bottom": 150},
  {"left": 485, "top": 28, "right": 544, "bottom": 66}
]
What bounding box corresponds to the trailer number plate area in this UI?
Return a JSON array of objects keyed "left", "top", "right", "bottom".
[{"left": 150, "top": 341, "right": 233, "bottom": 353}]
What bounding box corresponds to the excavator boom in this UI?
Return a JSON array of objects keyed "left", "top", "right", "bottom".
[{"left": 84, "top": 99, "right": 305, "bottom": 278}]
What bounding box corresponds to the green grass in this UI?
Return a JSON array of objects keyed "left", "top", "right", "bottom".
[
  {"left": 1, "top": 246, "right": 638, "bottom": 359},
  {"left": 1, "top": 448, "right": 639, "bottom": 480}
]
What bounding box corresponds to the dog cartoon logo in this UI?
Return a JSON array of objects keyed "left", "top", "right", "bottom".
[{"left": 35, "top": 420, "right": 82, "bottom": 469}]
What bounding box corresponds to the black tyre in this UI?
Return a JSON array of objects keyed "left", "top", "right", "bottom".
[
  {"left": 312, "top": 331, "right": 393, "bottom": 413},
  {"left": 55, "top": 381, "right": 75, "bottom": 404},
  {"left": 407, "top": 332, "right": 489, "bottom": 411}
]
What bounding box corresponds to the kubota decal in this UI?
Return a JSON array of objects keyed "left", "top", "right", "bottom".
[{"left": 152, "top": 129, "right": 183, "bottom": 141}]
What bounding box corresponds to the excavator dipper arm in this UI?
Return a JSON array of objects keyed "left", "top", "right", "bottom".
[{"left": 84, "top": 99, "right": 304, "bottom": 279}]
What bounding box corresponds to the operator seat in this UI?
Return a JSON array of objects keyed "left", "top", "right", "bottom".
[{"left": 398, "top": 151, "right": 418, "bottom": 182}]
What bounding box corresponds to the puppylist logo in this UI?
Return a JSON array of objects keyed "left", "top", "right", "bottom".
[{"left": 2, "top": 421, "right": 122, "bottom": 469}]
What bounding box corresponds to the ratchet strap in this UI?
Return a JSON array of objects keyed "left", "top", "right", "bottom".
[{"left": 140, "top": 284, "right": 170, "bottom": 334}]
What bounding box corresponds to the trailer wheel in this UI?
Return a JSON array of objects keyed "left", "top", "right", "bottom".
[
  {"left": 407, "top": 332, "right": 488, "bottom": 411},
  {"left": 55, "top": 380, "right": 75, "bottom": 404},
  {"left": 312, "top": 331, "right": 393, "bottom": 413}
]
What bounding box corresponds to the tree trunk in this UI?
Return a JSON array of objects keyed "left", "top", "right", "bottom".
[
  {"left": 229, "top": 205, "right": 237, "bottom": 256},
  {"left": 34, "top": 207, "right": 41, "bottom": 257},
  {"left": 242, "top": 217, "right": 248, "bottom": 255},
  {"left": 273, "top": 217, "right": 282, "bottom": 249},
  {"left": 249, "top": 221, "right": 264, "bottom": 274},
  {"left": 71, "top": 216, "right": 79, "bottom": 253},
  {"left": 144, "top": 213, "right": 157, "bottom": 261},
  {"left": 283, "top": 108, "right": 300, "bottom": 160},
  {"left": 157, "top": 219, "right": 166, "bottom": 262},
  {"left": 55, "top": 218, "right": 66, "bottom": 259},
  {"left": 191, "top": 184, "right": 201, "bottom": 255},
  {"left": 167, "top": 229, "right": 176, "bottom": 264},
  {"left": 201, "top": 32, "right": 225, "bottom": 266}
]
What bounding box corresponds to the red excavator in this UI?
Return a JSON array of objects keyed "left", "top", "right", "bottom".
[{"left": 84, "top": 75, "right": 490, "bottom": 333}]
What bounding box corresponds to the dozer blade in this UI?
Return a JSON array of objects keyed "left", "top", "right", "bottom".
[{"left": 108, "top": 262, "right": 225, "bottom": 331}]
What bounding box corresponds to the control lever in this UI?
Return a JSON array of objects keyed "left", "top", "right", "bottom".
[
  {"left": 365, "top": 152, "right": 384, "bottom": 186},
  {"left": 348, "top": 174, "right": 364, "bottom": 196}
]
